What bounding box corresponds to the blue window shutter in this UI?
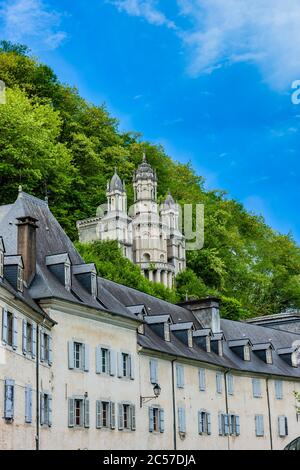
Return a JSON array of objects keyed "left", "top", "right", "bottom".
[
  {"left": 25, "top": 384, "right": 32, "bottom": 423},
  {"left": 109, "top": 350, "right": 116, "bottom": 376},
  {"left": 22, "top": 320, "right": 27, "bottom": 354},
  {"left": 275, "top": 380, "right": 283, "bottom": 400},
  {"left": 31, "top": 324, "right": 36, "bottom": 359},
  {"left": 236, "top": 415, "right": 240, "bottom": 436},
  {"left": 218, "top": 414, "right": 223, "bottom": 435},
  {"left": 40, "top": 331, "right": 45, "bottom": 362},
  {"left": 118, "top": 403, "right": 124, "bottom": 430},
  {"left": 255, "top": 415, "right": 264, "bottom": 436},
  {"left": 181, "top": 366, "right": 184, "bottom": 388},
  {"left": 96, "top": 400, "right": 102, "bottom": 428},
  {"left": 117, "top": 353, "right": 123, "bottom": 378},
  {"left": 224, "top": 414, "right": 230, "bottom": 435},
  {"left": 227, "top": 375, "right": 234, "bottom": 395},
  {"left": 110, "top": 402, "right": 116, "bottom": 429},
  {"left": 131, "top": 405, "right": 136, "bottom": 431},
  {"left": 150, "top": 359, "right": 158, "bottom": 384},
  {"left": 178, "top": 407, "right": 186, "bottom": 433},
  {"left": 68, "top": 341, "right": 74, "bottom": 369},
  {"left": 84, "top": 399, "right": 90, "bottom": 428},
  {"left": 2, "top": 308, "right": 8, "bottom": 343},
  {"left": 48, "top": 395, "right": 53, "bottom": 427},
  {"left": 130, "top": 355, "right": 135, "bottom": 380},
  {"left": 149, "top": 407, "right": 154, "bottom": 432},
  {"left": 4, "top": 379, "right": 14, "bottom": 419},
  {"left": 48, "top": 336, "right": 53, "bottom": 366},
  {"left": 253, "top": 378, "right": 261, "bottom": 398},
  {"left": 96, "top": 346, "right": 101, "bottom": 374},
  {"left": 199, "top": 369, "right": 206, "bottom": 391},
  {"left": 159, "top": 409, "right": 165, "bottom": 433},
  {"left": 198, "top": 411, "right": 203, "bottom": 434},
  {"left": 176, "top": 365, "right": 184, "bottom": 388},
  {"left": 207, "top": 413, "right": 212, "bottom": 435},
  {"left": 12, "top": 315, "right": 18, "bottom": 350},
  {"left": 68, "top": 398, "right": 75, "bottom": 427},
  {"left": 40, "top": 394, "right": 45, "bottom": 425},
  {"left": 84, "top": 344, "right": 89, "bottom": 372},
  {"left": 216, "top": 372, "right": 222, "bottom": 393},
  {"left": 176, "top": 365, "right": 180, "bottom": 388}
]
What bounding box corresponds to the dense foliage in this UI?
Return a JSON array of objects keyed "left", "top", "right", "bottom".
[{"left": 1, "top": 41, "right": 300, "bottom": 318}]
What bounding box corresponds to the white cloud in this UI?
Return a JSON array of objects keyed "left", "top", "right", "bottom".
[
  {"left": 111, "top": 0, "right": 176, "bottom": 29},
  {"left": 112, "top": 0, "right": 300, "bottom": 90},
  {"left": 0, "top": 0, "right": 66, "bottom": 50}
]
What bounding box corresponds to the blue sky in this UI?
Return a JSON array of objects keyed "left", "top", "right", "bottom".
[{"left": 1, "top": 0, "right": 300, "bottom": 243}]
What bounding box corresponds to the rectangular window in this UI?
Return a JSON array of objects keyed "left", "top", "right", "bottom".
[
  {"left": 68, "top": 397, "right": 89, "bottom": 428},
  {"left": 199, "top": 368, "right": 206, "bottom": 392},
  {"left": 278, "top": 416, "right": 288, "bottom": 437},
  {"left": 74, "top": 342, "right": 84, "bottom": 370},
  {"left": 118, "top": 403, "right": 135, "bottom": 431},
  {"left": 252, "top": 378, "right": 262, "bottom": 398},
  {"left": 101, "top": 348, "right": 109, "bottom": 374},
  {"left": 123, "top": 404, "right": 131, "bottom": 429},
  {"left": 216, "top": 372, "right": 223, "bottom": 394},
  {"left": 229, "top": 414, "right": 240, "bottom": 436},
  {"left": 178, "top": 407, "right": 186, "bottom": 433},
  {"left": 122, "top": 353, "right": 130, "bottom": 377},
  {"left": 75, "top": 399, "right": 83, "bottom": 427},
  {"left": 176, "top": 364, "right": 184, "bottom": 389},
  {"left": 198, "top": 411, "right": 211, "bottom": 435},
  {"left": 96, "top": 401, "right": 115, "bottom": 429},
  {"left": 255, "top": 415, "right": 264, "bottom": 437},
  {"left": 149, "top": 407, "right": 164, "bottom": 433},
  {"left": 4, "top": 379, "right": 14, "bottom": 420},
  {"left": 40, "top": 393, "right": 52, "bottom": 427},
  {"left": 275, "top": 380, "right": 283, "bottom": 400},
  {"left": 219, "top": 413, "right": 230, "bottom": 436},
  {"left": 102, "top": 401, "right": 110, "bottom": 428}
]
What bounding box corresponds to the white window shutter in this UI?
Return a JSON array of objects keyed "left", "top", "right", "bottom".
[
  {"left": 216, "top": 372, "right": 222, "bottom": 393},
  {"left": 199, "top": 369, "right": 206, "bottom": 391},
  {"left": 218, "top": 414, "right": 223, "bottom": 435},
  {"left": 31, "top": 324, "right": 36, "bottom": 359},
  {"left": 198, "top": 411, "right": 203, "bottom": 434},
  {"left": 40, "top": 393, "right": 45, "bottom": 425},
  {"left": 224, "top": 414, "right": 230, "bottom": 435},
  {"left": 207, "top": 413, "right": 212, "bottom": 435},
  {"left": 96, "top": 400, "right": 102, "bottom": 428},
  {"left": 12, "top": 315, "right": 18, "bottom": 350},
  {"left": 150, "top": 359, "right": 158, "bottom": 384},
  {"left": 68, "top": 341, "right": 74, "bottom": 369},
  {"left": 22, "top": 320, "right": 27, "bottom": 354},
  {"left": 68, "top": 398, "right": 75, "bottom": 427},
  {"left": 236, "top": 415, "right": 240, "bottom": 435},
  {"left": 109, "top": 350, "right": 116, "bottom": 376},
  {"left": 117, "top": 353, "right": 123, "bottom": 378},
  {"left": 40, "top": 331, "right": 45, "bottom": 362},
  {"left": 131, "top": 405, "right": 136, "bottom": 431},
  {"left": 48, "top": 336, "right": 53, "bottom": 366},
  {"left": 84, "top": 344, "right": 89, "bottom": 372},
  {"left": 25, "top": 384, "right": 32, "bottom": 423},
  {"left": 110, "top": 402, "right": 116, "bottom": 429},
  {"left": 84, "top": 399, "right": 90, "bottom": 428},
  {"left": 118, "top": 403, "right": 124, "bottom": 430},
  {"left": 2, "top": 308, "right": 8, "bottom": 344},
  {"left": 149, "top": 407, "right": 154, "bottom": 432},
  {"left": 227, "top": 375, "right": 234, "bottom": 395},
  {"left": 178, "top": 407, "right": 186, "bottom": 433},
  {"left": 275, "top": 380, "right": 283, "bottom": 400},
  {"left": 130, "top": 355, "right": 135, "bottom": 380},
  {"left": 4, "top": 379, "right": 14, "bottom": 419},
  {"left": 159, "top": 409, "right": 165, "bottom": 433},
  {"left": 96, "top": 346, "right": 101, "bottom": 374},
  {"left": 48, "top": 395, "right": 53, "bottom": 427}
]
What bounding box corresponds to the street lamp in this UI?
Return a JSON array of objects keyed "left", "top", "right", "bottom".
[{"left": 140, "top": 383, "right": 161, "bottom": 408}]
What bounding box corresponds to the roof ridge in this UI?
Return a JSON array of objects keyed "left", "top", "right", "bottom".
[{"left": 18, "top": 191, "right": 49, "bottom": 207}]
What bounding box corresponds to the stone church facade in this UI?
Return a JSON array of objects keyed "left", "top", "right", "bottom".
[{"left": 77, "top": 155, "right": 186, "bottom": 288}]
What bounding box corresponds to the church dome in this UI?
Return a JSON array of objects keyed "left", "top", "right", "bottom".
[
  {"left": 109, "top": 170, "right": 124, "bottom": 192},
  {"left": 134, "top": 152, "right": 157, "bottom": 182}
]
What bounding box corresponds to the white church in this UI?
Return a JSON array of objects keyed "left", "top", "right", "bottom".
[{"left": 77, "top": 154, "right": 186, "bottom": 288}]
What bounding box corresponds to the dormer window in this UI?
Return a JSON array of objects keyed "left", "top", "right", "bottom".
[
  {"left": 228, "top": 339, "right": 252, "bottom": 361},
  {"left": 211, "top": 332, "right": 225, "bottom": 357},
  {"left": 193, "top": 328, "right": 212, "bottom": 352},
  {"left": 277, "top": 347, "right": 298, "bottom": 368},
  {"left": 4, "top": 255, "right": 24, "bottom": 293},
  {"left": 64, "top": 262, "right": 71, "bottom": 291},
  {"left": 252, "top": 343, "right": 274, "bottom": 364},
  {"left": 170, "top": 322, "right": 194, "bottom": 347},
  {"left": 144, "top": 315, "right": 171, "bottom": 341}
]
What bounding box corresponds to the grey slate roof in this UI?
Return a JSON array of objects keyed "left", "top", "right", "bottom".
[{"left": 1, "top": 191, "right": 300, "bottom": 379}]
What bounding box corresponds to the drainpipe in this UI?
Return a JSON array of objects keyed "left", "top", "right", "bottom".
[
  {"left": 171, "top": 359, "right": 177, "bottom": 451},
  {"left": 266, "top": 378, "right": 273, "bottom": 450},
  {"left": 35, "top": 322, "right": 40, "bottom": 451},
  {"left": 224, "top": 369, "right": 231, "bottom": 451}
]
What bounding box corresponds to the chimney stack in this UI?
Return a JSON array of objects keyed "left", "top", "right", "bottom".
[
  {"left": 177, "top": 297, "right": 221, "bottom": 333},
  {"left": 17, "top": 216, "right": 38, "bottom": 286}
]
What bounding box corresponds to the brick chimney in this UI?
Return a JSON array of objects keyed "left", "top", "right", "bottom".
[{"left": 17, "top": 216, "right": 38, "bottom": 286}]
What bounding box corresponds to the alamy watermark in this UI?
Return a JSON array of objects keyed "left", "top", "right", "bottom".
[{"left": 0, "top": 80, "right": 6, "bottom": 104}]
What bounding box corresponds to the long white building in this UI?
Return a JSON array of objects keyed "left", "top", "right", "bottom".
[
  {"left": 77, "top": 155, "right": 186, "bottom": 288},
  {"left": 0, "top": 189, "right": 300, "bottom": 450}
]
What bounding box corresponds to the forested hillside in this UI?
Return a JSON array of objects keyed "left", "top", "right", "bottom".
[{"left": 1, "top": 40, "right": 300, "bottom": 318}]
